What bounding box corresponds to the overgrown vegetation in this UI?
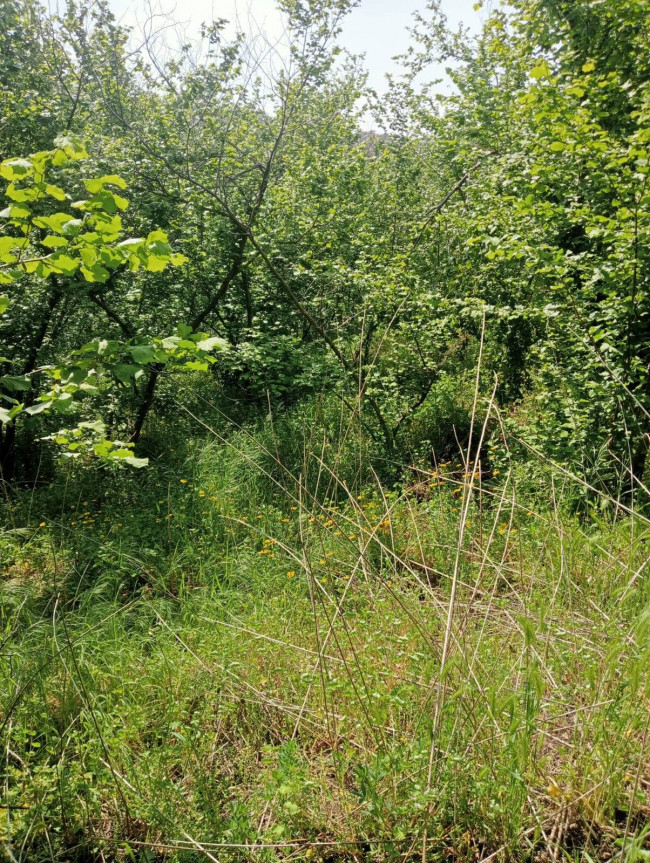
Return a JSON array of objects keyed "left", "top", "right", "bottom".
[{"left": 1, "top": 0, "right": 650, "bottom": 860}]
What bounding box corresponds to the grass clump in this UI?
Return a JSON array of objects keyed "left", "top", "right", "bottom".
[{"left": 2, "top": 410, "right": 650, "bottom": 862}]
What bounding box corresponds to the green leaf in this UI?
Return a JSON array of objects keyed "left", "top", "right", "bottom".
[
  {"left": 129, "top": 345, "right": 157, "bottom": 364},
  {"left": 122, "top": 456, "right": 149, "bottom": 468},
  {"left": 145, "top": 255, "right": 169, "bottom": 272},
  {"left": 81, "top": 263, "right": 110, "bottom": 282},
  {"left": 530, "top": 61, "right": 551, "bottom": 80},
  {"left": 53, "top": 135, "right": 88, "bottom": 161},
  {"left": 33, "top": 212, "right": 75, "bottom": 234},
  {"left": 84, "top": 175, "right": 128, "bottom": 194},
  {"left": 25, "top": 401, "right": 52, "bottom": 416},
  {"left": 0, "top": 204, "right": 30, "bottom": 219},
  {"left": 50, "top": 254, "right": 80, "bottom": 275},
  {"left": 0, "top": 296, "right": 9, "bottom": 314},
  {"left": 41, "top": 235, "right": 69, "bottom": 249},
  {"left": 113, "top": 364, "right": 139, "bottom": 383},
  {"left": 6, "top": 184, "right": 38, "bottom": 202},
  {"left": 0, "top": 158, "right": 33, "bottom": 182},
  {"left": 93, "top": 214, "right": 123, "bottom": 235},
  {"left": 45, "top": 184, "right": 67, "bottom": 201},
  {"left": 196, "top": 336, "right": 229, "bottom": 352},
  {"left": 62, "top": 218, "right": 83, "bottom": 237},
  {"left": 80, "top": 247, "right": 97, "bottom": 268},
  {"left": 1, "top": 374, "right": 31, "bottom": 392},
  {"left": 90, "top": 189, "right": 129, "bottom": 213}
]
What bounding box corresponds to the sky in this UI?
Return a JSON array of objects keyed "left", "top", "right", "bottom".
[{"left": 107, "top": 0, "right": 486, "bottom": 94}]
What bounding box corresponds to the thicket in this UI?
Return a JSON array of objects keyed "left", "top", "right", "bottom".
[{"left": 1, "top": 1, "right": 650, "bottom": 861}]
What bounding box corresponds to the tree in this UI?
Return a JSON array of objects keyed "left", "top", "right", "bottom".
[{"left": 0, "top": 136, "right": 225, "bottom": 480}]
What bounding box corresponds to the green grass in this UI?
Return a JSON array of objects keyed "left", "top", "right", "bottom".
[{"left": 2, "top": 420, "right": 650, "bottom": 862}]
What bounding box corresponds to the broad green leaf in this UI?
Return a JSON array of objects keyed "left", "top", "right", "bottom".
[
  {"left": 5, "top": 184, "right": 38, "bottom": 202},
  {"left": 122, "top": 455, "right": 149, "bottom": 468},
  {"left": 145, "top": 255, "right": 169, "bottom": 272},
  {"left": 80, "top": 247, "right": 98, "bottom": 268},
  {"left": 81, "top": 263, "right": 110, "bottom": 282},
  {"left": 41, "top": 235, "right": 69, "bottom": 249},
  {"left": 33, "top": 212, "right": 75, "bottom": 233},
  {"left": 0, "top": 158, "right": 33, "bottom": 181},
  {"left": 53, "top": 135, "right": 88, "bottom": 161},
  {"left": 62, "top": 218, "right": 83, "bottom": 237},
  {"left": 0, "top": 204, "right": 30, "bottom": 219},
  {"left": 50, "top": 254, "right": 79, "bottom": 275},
  {"left": 93, "top": 214, "right": 123, "bottom": 235},
  {"left": 196, "top": 336, "right": 229, "bottom": 351},
  {"left": 84, "top": 175, "right": 128, "bottom": 194},
  {"left": 113, "top": 364, "right": 139, "bottom": 383},
  {"left": 530, "top": 61, "right": 551, "bottom": 80},
  {"left": 1, "top": 374, "right": 31, "bottom": 392},
  {"left": 45, "top": 184, "right": 67, "bottom": 201},
  {"left": 25, "top": 401, "right": 52, "bottom": 416},
  {"left": 129, "top": 345, "right": 157, "bottom": 364}
]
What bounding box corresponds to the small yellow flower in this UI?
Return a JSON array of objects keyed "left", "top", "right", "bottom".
[
  {"left": 198, "top": 490, "right": 206, "bottom": 497},
  {"left": 493, "top": 470, "right": 500, "bottom": 476},
  {"left": 180, "top": 479, "right": 188, "bottom": 484},
  {"left": 287, "top": 571, "right": 296, "bottom": 578},
  {"left": 39, "top": 521, "right": 46, "bottom": 527}
]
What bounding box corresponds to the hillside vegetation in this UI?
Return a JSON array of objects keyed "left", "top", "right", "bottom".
[{"left": 1, "top": 1, "right": 650, "bottom": 861}]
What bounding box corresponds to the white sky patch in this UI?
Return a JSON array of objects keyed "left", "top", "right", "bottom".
[{"left": 108, "top": 0, "right": 485, "bottom": 94}]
